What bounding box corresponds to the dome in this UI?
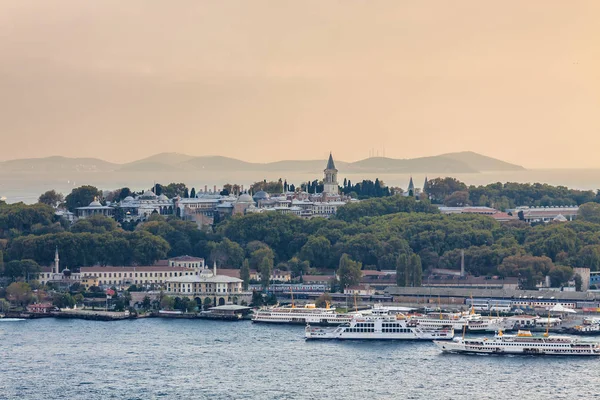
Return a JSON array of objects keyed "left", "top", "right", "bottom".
[
  {"left": 123, "top": 196, "right": 134, "bottom": 202},
  {"left": 62, "top": 268, "right": 71, "bottom": 277},
  {"left": 253, "top": 191, "right": 270, "bottom": 201},
  {"left": 88, "top": 199, "right": 102, "bottom": 207},
  {"left": 158, "top": 194, "right": 169, "bottom": 201},
  {"left": 237, "top": 193, "right": 254, "bottom": 203},
  {"left": 140, "top": 190, "right": 157, "bottom": 199}
]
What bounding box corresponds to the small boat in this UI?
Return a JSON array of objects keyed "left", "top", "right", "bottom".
[
  {"left": 305, "top": 311, "right": 454, "bottom": 340},
  {"left": 566, "top": 323, "right": 600, "bottom": 336},
  {"left": 434, "top": 330, "right": 600, "bottom": 356},
  {"left": 0, "top": 318, "right": 26, "bottom": 322}
]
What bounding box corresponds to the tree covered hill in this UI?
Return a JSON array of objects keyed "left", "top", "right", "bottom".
[{"left": 3, "top": 193, "right": 600, "bottom": 290}]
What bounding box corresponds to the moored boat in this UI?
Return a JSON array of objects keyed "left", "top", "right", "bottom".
[
  {"left": 305, "top": 312, "right": 454, "bottom": 340},
  {"left": 434, "top": 330, "right": 600, "bottom": 356},
  {"left": 252, "top": 303, "right": 355, "bottom": 325},
  {"left": 566, "top": 323, "right": 600, "bottom": 336}
]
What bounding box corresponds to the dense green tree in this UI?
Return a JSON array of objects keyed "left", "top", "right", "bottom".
[
  {"left": 334, "top": 195, "right": 439, "bottom": 222},
  {"left": 251, "top": 290, "right": 264, "bottom": 306},
  {"left": 162, "top": 183, "right": 188, "bottom": 198},
  {"left": 288, "top": 256, "right": 310, "bottom": 278},
  {"left": 160, "top": 295, "right": 175, "bottom": 310},
  {"left": 259, "top": 256, "right": 274, "bottom": 289},
  {"left": 444, "top": 191, "right": 471, "bottom": 207},
  {"left": 299, "top": 236, "right": 331, "bottom": 267},
  {"left": 38, "top": 190, "right": 64, "bottom": 208},
  {"left": 548, "top": 265, "right": 574, "bottom": 288},
  {"left": 71, "top": 215, "right": 119, "bottom": 234},
  {"left": 240, "top": 259, "right": 250, "bottom": 290},
  {"left": 0, "top": 202, "right": 55, "bottom": 235},
  {"left": 578, "top": 202, "right": 600, "bottom": 224},
  {"left": 6, "top": 282, "right": 33, "bottom": 306},
  {"left": 53, "top": 293, "right": 75, "bottom": 309},
  {"left": 203, "top": 297, "right": 212, "bottom": 310},
  {"left": 498, "top": 255, "right": 554, "bottom": 290},
  {"left": 337, "top": 253, "right": 362, "bottom": 291},
  {"left": 410, "top": 254, "right": 422, "bottom": 287},
  {"left": 142, "top": 296, "right": 152, "bottom": 309},
  {"left": 315, "top": 292, "right": 333, "bottom": 308},
  {"left": 65, "top": 185, "right": 101, "bottom": 212},
  {"left": 426, "top": 178, "right": 468, "bottom": 203},
  {"left": 396, "top": 254, "right": 408, "bottom": 287},
  {"left": 210, "top": 238, "right": 244, "bottom": 267}
]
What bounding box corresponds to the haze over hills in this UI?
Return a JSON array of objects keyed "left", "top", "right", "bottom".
[
  {"left": 0, "top": 151, "right": 524, "bottom": 174},
  {"left": 0, "top": 156, "right": 118, "bottom": 173}
]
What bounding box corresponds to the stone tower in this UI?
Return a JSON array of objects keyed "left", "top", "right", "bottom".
[
  {"left": 323, "top": 153, "right": 339, "bottom": 194},
  {"left": 407, "top": 177, "right": 415, "bottom": 197},
  {"left": 54, "top": 247, "right": 60, "bottom": 274}
]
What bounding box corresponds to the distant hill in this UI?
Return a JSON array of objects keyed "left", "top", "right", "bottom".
[
  {"left": 439, "top": 151, "right": 525, "bottom": 172},
  {"left": 0, "top": 151, "right": 525, "bottom": 175},
  {"left": 346, "top": 156, "right": 478, "bottom": 173},
  {"left": 120, "top": 153, "right": 196, "bottom": 171},
  {"left": 0, "top": 156, "right": 118, "bottom": 173},
  {"left": 180, "top": 156, "right": 258, "bottom": 171}
]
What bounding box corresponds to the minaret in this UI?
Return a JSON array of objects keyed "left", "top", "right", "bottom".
[
  {"left": 213, "top": 261, "right": 217, "bottom": 277},
  {"left": 323, "top": 152, "right": 339, "bottom": 194},
  {"left": 54, "top": 247, "right": 60, "bottom": 275}
]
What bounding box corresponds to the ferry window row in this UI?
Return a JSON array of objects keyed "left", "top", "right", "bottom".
[
  {"left": 382, "top": 328, "right": 411, "bottom": 333},
  {"left": 345, "top": 328, "right": 374, "bottom": 333}
]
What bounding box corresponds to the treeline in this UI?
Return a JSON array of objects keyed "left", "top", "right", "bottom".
[
  {"left": 5, "top": 190, "right": 600, "bottom": 290},
  {"left": 341, "top": 178, "right": 392, "bottom": 198},
  {"left": 425, "top": 178, "right": 600, "bottom": 210}
]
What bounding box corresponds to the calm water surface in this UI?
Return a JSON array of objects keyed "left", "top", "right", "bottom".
[{"left": 2, "top": 318, "right": 600, "bottom": 400}]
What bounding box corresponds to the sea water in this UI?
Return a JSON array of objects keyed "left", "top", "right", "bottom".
[{"left": 1, "top": 318, "right": 599, "bottom": 399}]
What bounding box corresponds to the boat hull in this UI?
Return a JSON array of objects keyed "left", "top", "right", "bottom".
[
  {"left": 434, "top": 340, "right": 600, "bottom": 356},
  {"left": 306, "top": 326, "right": 454, "bottom": 341}
]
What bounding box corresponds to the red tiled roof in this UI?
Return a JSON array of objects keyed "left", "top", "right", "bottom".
[{"left": 217, "top": 269, "right": 241, "bottom": 278}]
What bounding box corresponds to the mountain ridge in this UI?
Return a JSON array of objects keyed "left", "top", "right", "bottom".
[{"left": 0, "top": 151, "right": 525, "bottom": 174}]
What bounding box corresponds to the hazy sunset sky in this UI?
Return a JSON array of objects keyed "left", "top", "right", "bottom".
[{"left": 0, "top": 1, "right": 598, "bottom": 168}]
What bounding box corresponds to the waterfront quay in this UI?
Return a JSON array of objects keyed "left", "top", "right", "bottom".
[{"left": 385, "top": 286, "right": 600, "bottom": 310}]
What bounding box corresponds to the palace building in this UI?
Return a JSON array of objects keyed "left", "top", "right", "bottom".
[{"left": 165, "top": 262, "right": 250, "bottom": 306}]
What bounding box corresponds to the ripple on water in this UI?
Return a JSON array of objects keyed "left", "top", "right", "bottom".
[{"left": 2, "top": 319, "right": 600, "bottom": 399}]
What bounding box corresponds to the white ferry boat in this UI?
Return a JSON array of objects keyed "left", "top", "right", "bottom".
[
  {"left": 434, "top": 330, "right": 600, "bottom": 356},
  {"left": 305, "top": 312, "right": 454, "bottom": 340},
  {"left": 409, "top": 310, "right": 514, "bottom": 332},
  {"left": 252, "top": 304, "right": 354, "bottom": 325}
]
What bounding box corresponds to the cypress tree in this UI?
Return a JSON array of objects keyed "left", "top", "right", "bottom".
[
  {"left": 411, "top": 254, "right": 422, "bottom": 287},
  {"left": 396, "top": 254, "right": 409, "bottom": 287}
]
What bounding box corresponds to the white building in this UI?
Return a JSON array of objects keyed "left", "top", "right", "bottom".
[
  {"left": 168, "top": 256, "right": 205, "bottom": 269},
  {"left": 165, "top": 263, "right": 250, "bottom": 306}
]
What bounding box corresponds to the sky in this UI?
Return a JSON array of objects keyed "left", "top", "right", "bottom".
[{"left": 0, "top": 1, "right": 598, "bottom": 168}]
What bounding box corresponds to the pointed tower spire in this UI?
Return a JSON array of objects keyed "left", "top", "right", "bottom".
[
  {"left": 326, "top": 152, "right": 336, "bottom": 170},
  {"left": 213, "top": 260, "right": 217, "bottom": 276}
]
